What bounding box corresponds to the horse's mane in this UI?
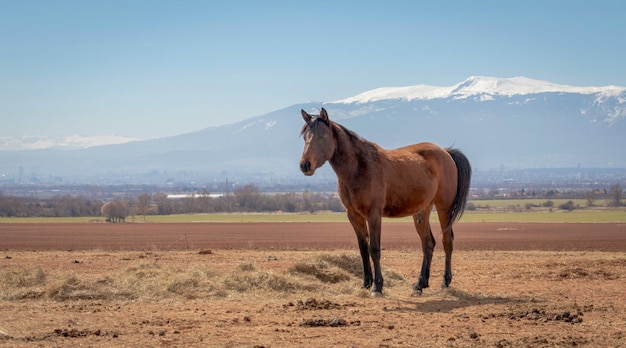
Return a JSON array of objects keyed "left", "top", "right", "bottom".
[
  {"left": 335, "top": 121, "right": 379, "bottom": 150},
  {"left": 333, "top": 122, "right": 361, "bottom": 142},
  {"left": 302, "top": 118, "right": 370, "bottom": 144},
  {"left": 301, "top": 117, "right": 378, "bottom": 159}
]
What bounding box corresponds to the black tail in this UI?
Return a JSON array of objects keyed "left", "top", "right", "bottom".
[{"left": 445, "top": 148, "right": 472, "bottom": 230}]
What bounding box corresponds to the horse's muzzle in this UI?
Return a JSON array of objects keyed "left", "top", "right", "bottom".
[{"left": 300, "top": 160, "right": 314, "bottom": 176}]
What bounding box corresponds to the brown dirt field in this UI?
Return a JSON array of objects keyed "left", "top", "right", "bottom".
[
  {"left": 1, "top": 222, "right": 625, "bottom": 347},
  {"left": 1, "top": 222, "right": 626, "bottom": 251}
]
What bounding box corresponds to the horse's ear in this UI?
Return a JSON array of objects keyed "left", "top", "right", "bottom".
[
  {"left": 301, "top": 109, "right": 312, "bottom": 123},
  {"left": 320, "top": 108, "right": 329, "bottom": 123}
]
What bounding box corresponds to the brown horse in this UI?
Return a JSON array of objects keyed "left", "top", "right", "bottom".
[{"left": 299, "top": 108, "right": 471, "bottom": 296}]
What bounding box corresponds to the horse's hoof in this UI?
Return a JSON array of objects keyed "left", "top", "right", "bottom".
[
  {"left": 412, "top": 289, "right": 423, "bottom": 296},
  {"left": 371, "top": 291, "right": 383, "bottom": 298}
]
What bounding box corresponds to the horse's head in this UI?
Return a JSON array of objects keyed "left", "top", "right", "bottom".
[{"left": 299, "top": 108, "right": 335, "bottom": 176}]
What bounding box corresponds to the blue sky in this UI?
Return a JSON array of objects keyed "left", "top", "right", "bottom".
[{"left": 1, "top": 0, "right": 625, "bottom": 139}]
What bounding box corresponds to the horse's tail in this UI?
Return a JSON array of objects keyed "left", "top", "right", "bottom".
[{"left": 445, "top": 148, "right": 472, "bottom": 230}]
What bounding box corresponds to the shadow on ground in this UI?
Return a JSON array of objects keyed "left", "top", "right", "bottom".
[{"left": 385, "top": 287, "right": 527, "bottom": 313}]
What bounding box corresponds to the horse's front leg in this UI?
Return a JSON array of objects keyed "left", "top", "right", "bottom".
[
  {"left": 367, "top": 214, "right": 384, "bottom": 296},
  {"left": 347, "top": 212, "right": 372, "bottom": 289}
]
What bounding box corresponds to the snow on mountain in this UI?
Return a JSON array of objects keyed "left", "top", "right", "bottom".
[
  {"left": 0, "top": 135, "right": 140, "bottom": 151},
  {"left": 332, "top": 76, "right": 626, "bottom": 104},
  {"left": 335, "top": 84, "right": 454, "bottom": 103}
]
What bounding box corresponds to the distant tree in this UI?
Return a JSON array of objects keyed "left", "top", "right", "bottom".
[
  {"left": 558, "top": 200, "right": 576, "bottom": 211},
  {"left": 301, "top": 190, "right": 313, "bottom": 213},
  {"left": 101, "top": 200, "right": 129, "bottom": 222},
  {"left": 608, "top": 183, "right": 624, "bottom": 207},
  {"left": 196, "top": 189, "right": 213, "bottom": 213},
  {"left": 278, "top": 192, "right": 298, "bottom": 212},
  {"left": 326, "top": 194, "right": 345, "bottom": 212},
  {"left": 0, "top": 192, "right": 25, "bottom": 217},
  {"left": 585, "top": 190, "right": 597, "bottom": 207},
  {"left": 153, "top": 192, "right": 172, "bottom": 215},
  {"left": 136, "top": 194, "right": 151, "bottom": 220},
  {"left": 181, "top": 196, "right": 197, "bottom": 213},
  {"left": 234, "top": 184, "right": 261, "bottom": 211}
]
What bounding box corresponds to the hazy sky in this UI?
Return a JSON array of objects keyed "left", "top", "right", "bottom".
[{"left": 2, "top": 1, "right": 625, "bottom": 139}]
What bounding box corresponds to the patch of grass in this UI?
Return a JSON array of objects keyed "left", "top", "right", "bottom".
[
  {"left": 1, "top": 252, "right": 410, "bottom": 302},
  {"left": 165, "top": 267, "right": 219, "bottom": 299},
  {"left": 1, "top": 268, "right": 47, "bottom": 288},
  {"left": 317, "top": 253, "right": 363, "bottom": 277},
  {"left": 223, "top": 265, "right": 314, "bottom": 293},
  {"left": 144, "top": 212, "right": 349, "bottom": 223},
  {"left": 289, "top": 262, "right": 352, "bottom": 284},
  {"left": 0, "top": 217, "right": 108, "bottom": 223},
  {"left": 0, "top": 213, "right": 350, "bottom": 223},
  {"left": 289, "top": 253, "right": 405, "bottom": 287},
  {"left": 460, "top": 209, "right": 626, "bottom": 223},
  {"left": 470, "top": 199, "right": 589, "bottom": 209},
  {"left": 0, "top": 268, "right": 47, "bottom": 300},
  {"left": 289, "top": 253, "right": 360, "bottom": 284},
  {"left": 46, "top": 275, "right": 131, "bottom": 301},
  {"left": 238, "top": 261, "right": 255, "bottom": 271},
  {"left": 3, "top": 205, "right": 625, "bottom": 224}
]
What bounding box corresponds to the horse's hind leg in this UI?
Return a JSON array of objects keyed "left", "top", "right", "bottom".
[
  {"left": 442, "top": 228, "right": 454, "bottom": 288},
  {"left": 413, "top": 207, "right": 435, "bottom": 294},
  {"left": 437, "top": 207, "right": 454, "bottom": 288}
]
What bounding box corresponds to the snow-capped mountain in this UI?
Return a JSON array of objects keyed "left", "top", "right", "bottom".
[
  {"left": 1, "top": 76, "right": 625, "bottom": 183},
  {"left": 329, "top": 76, "right": 626, "bottom": 125},
  {"left": 334, "top": 76, "right": 625, "bottom": 104}
]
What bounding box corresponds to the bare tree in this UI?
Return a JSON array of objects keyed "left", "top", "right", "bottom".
[
  {"left": 137, "top": 194, "right": 151, "bottom": 221},
  {"left": 585, "top": 190, "right": 597, "bottom": 207},
  {"left": 234, "top": 184, "right": 261, "bottom": 211},
  {"left": 197, "top": 189, "right": 213, "bottom": 213},
  {"left": 153, "top": 193, "right": 172, "bottom": 215},
  {"left": 101, "top": 200, "right": 129, "bottom": 223},
  {"left": 608, "top": 183, "right": 624, "bottom": 207}
]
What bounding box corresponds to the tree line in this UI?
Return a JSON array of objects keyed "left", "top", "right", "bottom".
[
  {"left": 1, "top": 183, "right": 623, "bottom": 219},
  {"left": 0, "top": 184, "right": 345, "bottom": 218}
]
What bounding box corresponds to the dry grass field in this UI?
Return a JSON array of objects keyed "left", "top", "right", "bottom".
[{"left": 1, "top": 222, "right": 625, "bottom": 347}]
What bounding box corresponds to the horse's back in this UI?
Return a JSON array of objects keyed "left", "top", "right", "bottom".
[{"left": 390, "top": 142, "right": 454, "bottom": 168}]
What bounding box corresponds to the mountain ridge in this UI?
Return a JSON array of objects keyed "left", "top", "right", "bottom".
[
  {"left": 3, "top": 76, "right": 625, "bottom": 151},
  {"left": 1, "top": 77, "right": 625, "bottom": 184},
  {"left": 333, "top": 76, "right": 626, "bottom": 104}
]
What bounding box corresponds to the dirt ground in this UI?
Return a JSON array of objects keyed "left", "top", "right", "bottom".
[
  {"left": 1, "top": 221, "right": 626, "bottom": 251},
  {"left": 1, "top": 222, "right": 625, "bottom": 347}
]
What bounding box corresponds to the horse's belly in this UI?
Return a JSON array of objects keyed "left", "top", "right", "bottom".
[{"left": 382, "top": 202, "right": 428, "bottom": 218}]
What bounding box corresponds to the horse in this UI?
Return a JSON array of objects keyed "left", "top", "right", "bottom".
[{"left": 299, "top": 108, "right": 471, "bottom": 296}]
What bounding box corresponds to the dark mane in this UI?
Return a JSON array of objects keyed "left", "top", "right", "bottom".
[
  {"left": 334, "top": 122, "right": 362, "bottom": 142},
  {"left": 332, "top": 122, "right": 379, "bottom": 156},
  {"left": 300, "top": 114, "right": 378, "bottom": 160},
  {"left": 300, "top": 116, "right": 363, "bottom": 142}
]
